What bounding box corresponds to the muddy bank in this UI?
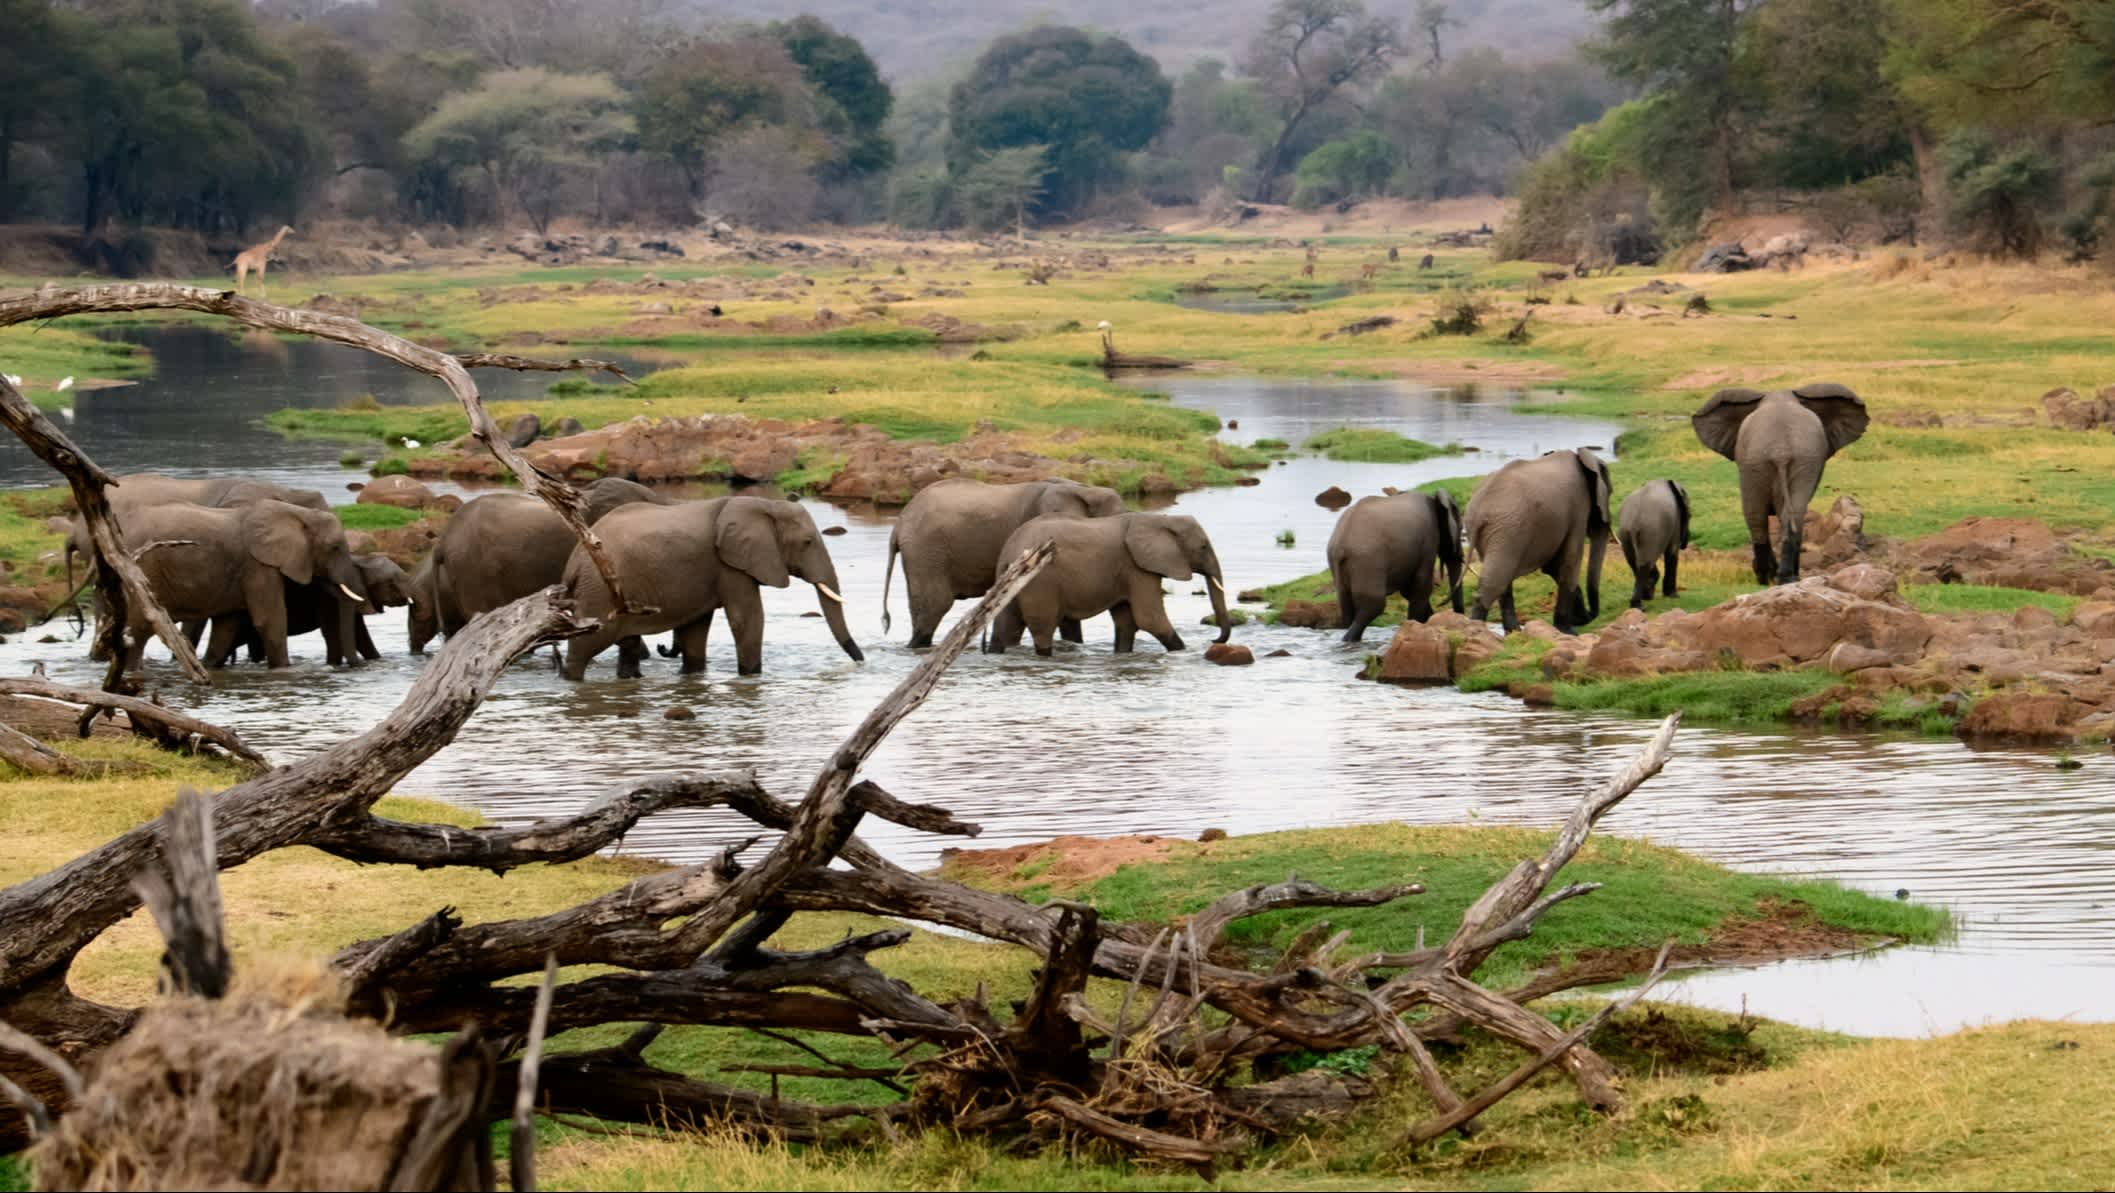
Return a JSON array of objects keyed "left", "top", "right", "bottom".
[{"left": 402, "top": 412, "right": 1257, "bottom": 502}]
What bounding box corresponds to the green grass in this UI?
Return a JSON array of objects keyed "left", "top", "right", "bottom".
[
  {"left": 1903, "top": 583, "right": 2080, "bottom": 619},
  {"left": 331, "top": 503, "right": 426, "bottom": 531},
  {"left": 1302, "top": 427, "right": 1464, "bottom": 463}
]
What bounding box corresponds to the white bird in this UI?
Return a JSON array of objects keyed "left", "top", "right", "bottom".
[
  {"left": 56, "top": 407, "right": 73, "bottom": 422},
  {"left": 403, "top": 438, "right": 422, "bottom": 449},
  {"left": 1097, "top": 320, "right": 1111, "bottom": 330},
  {"left": 55, "top": 376, "right": 74, "bottom": 392},
  {"left": 2, "top": 374, "right": 20, "bottom": 388}
]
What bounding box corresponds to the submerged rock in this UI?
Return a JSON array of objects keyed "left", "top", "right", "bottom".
[{"left": 1204, "top": 642, "right": 1254, "bottom": 666}]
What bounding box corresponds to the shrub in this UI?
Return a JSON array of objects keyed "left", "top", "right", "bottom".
[{"left": 1943, "top": 132, "right": 2058, "bottom": 260}]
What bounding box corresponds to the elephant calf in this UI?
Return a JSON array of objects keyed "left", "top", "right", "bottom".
[
  {"left": 1616, "top": 480, "right": 1690, "bottom": 610},
  {"left": 1463, "top": 448, "right": 1612, "bottom": 634},
  {"left": 561, "top": 496, "right": 861, "bottom": 679},
  {"left": 883, "top": 477, "right": 1124, "bottom": 647},
  {"left": 1692, "top": 383, "right": 1867, "bottom": 585},
  {"left": 1326, "top": 489, "right": 1464, "bottom": 642},
  {"left": 199, "top": 554, "right": 417, "bottom": 667},
  {"left": 986, "top": 512, "right": 1231, "bottom": 656}
]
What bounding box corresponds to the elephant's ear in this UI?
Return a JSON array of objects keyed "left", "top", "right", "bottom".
[
  {"left": 1792, "top": 382, "right": 1869, "bottom": 455},
  {"left": 245, "top": 503, "right": 313, "bottom": 586},
  {"left": 1691, "top": 387, "right": 1765, "bottom": 460},
  {"left": 1669, "top": 480, "right": 1692, "bottom": 549},
  {"left": 1035, "top": 484, "right": 1095, "bottom": 519},
  {"left": 717, "top": 502, "right": 791, "bottom": 588},
  {"left": 1427, "top": 489, "right": 1463, "bottom": 565},
  {"left": 1575, "top": 451, "right": 1612, "bottom": 535},
  {"left": 1124, "top": 518, "right": 1192, "bottom": 581}
]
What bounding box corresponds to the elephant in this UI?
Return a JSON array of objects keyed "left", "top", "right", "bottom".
[
  {"left": 1691, "top": 383, "right": 1867, "bottom": 585},
  {"left": 560, "top": 496, "right": 862, "bottom": 679},
  {"left": 882, "top": 478, "right": 1126, "bottom": 647},
  {"left": 985, "top": 512, "right": 1231, "bottom": 656},
  {"left": 1326, "top": 489, "right": 1465, "bottom": 642},
  {"left": 1463, "top": 448, "right": 1612, "bottom": 634},
  {"left": 203, "top": 554, "right": 417, "bottom": 667},
  {"left": 107, "top": 473, "right": 328, "bottom": 512},
  {"left": 74, "top": 499, "right": 369, "bottom": 670},
  {"left": 415, "top": 477, "right": 671, "bottom": 651},
  {"left": 1616, "top": 480, "right": 1691, "bottom": 610}
]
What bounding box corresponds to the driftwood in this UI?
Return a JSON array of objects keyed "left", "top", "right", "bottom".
[{"left": 0, "top": 678, "right": 267, "bottom": 768}]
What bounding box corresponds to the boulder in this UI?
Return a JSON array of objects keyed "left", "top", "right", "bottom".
[
  {"left": 1278, "top": 599, "right": 1342, "bottom": 630},
  {"left": 1826, "top": 642, "right": 1894, "bottom": 674},
  {"left": 1314, "top": 485, "right": 1352, "bottom": 510},
  {"left": 1376, "top": 622, "right": 1453, "bottom": 684},
  {"left": 1204, "top": 642, "right": 1255, "bottom": 666},
  {"left": 2071, "top": 601, "right": 2115, "bottom": 636},
  {"left": 549, "top": 416, "right": 586, "bottom": 438},
  {"left": 1691, "top": 242, "right": 1754, "bottom": 273},
  {"left": 1826, "top": 561, "right": 1897, "bottom": 603},
  {"left": 729, "top": 439, "right": 798, "bottom": 482},
  {"left": 505, "top": 412, "right": 541, "bottom": 449},
  {"left": 357, "top": 474, "right": 438, "bottom": 510},
  {"left": 2041, "top": 386, "right": 2115, "bottom": 431},
  {"left": 1957, "top": 692, "right": 2077, "bottom": 743}
]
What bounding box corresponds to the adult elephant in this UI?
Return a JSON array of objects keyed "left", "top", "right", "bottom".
[
  {"left": 1326, "top": 489, "right": 1464, "bottom": 642},
  {"left": 561, "top": 496, "right": 862, "bottom": 679},
  {"left": 882, "top": 478, "right": 1125, "bottom": 647},
  {"left": 415, "top": 477, "right": 670, "bottom": 650},
  {"left": 74, "top": 499, "right": 369, "bottom": 670},
  {"left": 1463, "top": 448, "right": 1612, "bottom": 634},
  {"left": 205, "top": 555, "right": 417, "bottom": 667},
  {"left": 107, "top": 473, "right": 328, "bottom": 512},
  {"left": 985, "top": 513, "right": 1231, "bottom": 656},
  {"left": 1616, "top": 479, "right": 1690, "bottom": 610},
  {"left": 1691, "top": 383, "right": 1867, "bottom": 584}
]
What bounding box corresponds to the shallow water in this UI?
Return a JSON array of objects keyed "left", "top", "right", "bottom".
[{"left": 4, "top": 328, "right": 2112, "bottom": 1036}]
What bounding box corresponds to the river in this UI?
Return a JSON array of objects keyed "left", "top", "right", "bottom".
[{"left": 2, "top": 327, "right": 2110, "bottom": 1037}]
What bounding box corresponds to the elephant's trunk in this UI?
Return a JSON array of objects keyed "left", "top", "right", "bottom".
[
  {"left": 815, "top": 576, "right": 863, "bottom": 662},
  {"left": 1206, "top": 571, "right": 1232, "bottom": 644}
]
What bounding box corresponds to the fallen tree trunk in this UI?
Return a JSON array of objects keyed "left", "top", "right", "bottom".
[{"left": 0, "top": 678, "right": 267, "bottom": 768}]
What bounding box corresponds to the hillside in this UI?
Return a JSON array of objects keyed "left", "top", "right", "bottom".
[{"left": 697, "top": 0, "right": 1597, "bottom": 80}]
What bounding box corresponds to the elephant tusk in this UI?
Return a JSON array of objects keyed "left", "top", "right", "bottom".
[
  {"left": 339, "top": 583, "right": 364, "bottom": 602},
  {"left": 1207, "top": 574, "right": 1225, "bottom": 593},
  {"left": 815, "top": 582, "right": 845, "bottom": 604}
]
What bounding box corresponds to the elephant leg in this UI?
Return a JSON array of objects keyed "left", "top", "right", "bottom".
[
  {"left": 985, "top": 602, "right": 1025, "bottom": 654},
  {"left": 1110, "top": 602, "right": 1139, "bottom": 653},
  {"left": 1777, "top": 525, "right": 1804, "bottom": 585},
  {"left": 355, "top": 619, "right": 381, "bottom": 661},
  {"left": 905, "top": 573, "right": 952, "bottom": 650},
  {"left": 1741, "top": 463, "right": 1776, "bottom": 585},
  {"left": 203, "top": 618, "right": 245, "bottom": 669},
  {"left": 722, "top": 581, "right": 766, "bottom": 675},
  {"left": 1663, "top": 547, "right": 1680, "bottom": 598},
  {"left": 562, "top": 631, "right": 611, "bottom": 681},
  {"left": 1751, "top": 542, "right": 1776, "bottom": 586},
  {"left": 1059, "top": 617, "right": 1085, "bottom": 644},
  {"left": 616, "top": 636, "right": 648, "bottom": 679},
  {"left": 1403, "top": 559, "right": 1435, "bottom": 624},
  {"left": 676, "top": 614, "right": 712, "bottom": 674},
  {"left": 242, "top": 570, "right": 292, "bottom": 668},
  {"left": 1498, "top": 588, "right": 1521, "bottom": 634},
  {"left": 183, "top": 619, "right": 205, "bottom": 647},
  {"left": 1132, "top": 592, "right": 1185, "bottom": 652},
  {"left": 1631, "top": 561, "right": 1654, "bottom": 609},
  {"left": 1029, "top": 619, "right": 1057, "bottom": 657},
  {"left": 1342, "top": 593, "right": 1380, "bottom": 643}
]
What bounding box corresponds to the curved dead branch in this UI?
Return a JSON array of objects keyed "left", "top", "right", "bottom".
[{"left": 0, "top": 678, "right": 267, "bottom": 768}]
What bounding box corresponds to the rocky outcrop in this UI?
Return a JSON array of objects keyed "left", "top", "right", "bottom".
[
  {"left": 1893, "top": 517, "right": 2115, "bottom": 595},
  {"left": 2040, "top": 386, "right": 2115, "bottom": 431},
  {"left": 356, "top": 474, "right": 440, "bottom": 510},
  {"left": 1374, "top": 612, "right": 1503, "bottom": 684}
]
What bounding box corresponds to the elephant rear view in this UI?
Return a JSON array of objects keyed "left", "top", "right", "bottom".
[
  {"left": 560, "top": 496, "right": 861, "bottom": 679},
  {"left": 985, "top": 512, "right": 1230, "bottom": 656},
  {"left": 1326, "top": 489, "right": 1464, "bottom": 642},
  {"left": 1463, "top": 448, "right": 1611, "bottom": 634},
  {"left": 1616, "top": 479, "right": 1690, "bottom": 610},
  {"left": 1692, "top": 383, "right": 1866, "bottom": 585},
  {"left": 882, "top": 478, "right": 1124, "bottom": 647}
]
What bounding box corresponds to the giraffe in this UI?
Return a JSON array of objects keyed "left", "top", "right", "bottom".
[{"left": 232, "top": 225, "right": 294, "bottom": 295}]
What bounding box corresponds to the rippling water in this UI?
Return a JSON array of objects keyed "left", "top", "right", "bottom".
[{"left": 5, "top": 330, "right": 2112, "bottom": 1035}]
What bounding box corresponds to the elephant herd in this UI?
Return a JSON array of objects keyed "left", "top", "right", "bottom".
[
  {"left": 65, "top": 379, "right": 1861, "bottom": 678},
  {"left": 1328, "top": 380, "right": 1867, "bottom": 639}
]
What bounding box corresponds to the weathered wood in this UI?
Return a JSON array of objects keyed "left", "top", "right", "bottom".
[
  {"left": 1037, "top": 1094, "right": 1236, "bottom": 1166},
  {"left": 128, "top": 788, "right": 230, "bottom": 999},
  {"left": 509, "top": 956, "right": 558, "bottom": 1193},
  {"left": 0, "top": 721, "right": 81, "bottom": 775},
  {"left": 388, "top": 1025, "right": 499, "bottom": 1192},
  {"left": 1186, "top": 876, "right": 1423, "bottom": 947},
  {"left": 0, "top": 284, "right": 635, "bottom": 616},
  {"left": 0, "top": 677, "right": 267, "bottom": 767},
  {"left": 454, "top": 351, "right": 635, "bottom": 384},
  {"left": 516, "top": 1046, "right": 886, "bottom": 1142},
  {"left": 339, "top": 907, "right": 461, "bottom": 1004},
  {"left": 1009, "top": 904, "right": 1098, "bottom": 1081}
]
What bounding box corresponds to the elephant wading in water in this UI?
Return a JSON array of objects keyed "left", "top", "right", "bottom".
[
  {"left": 74, "top": 499, "right": 370, "bottom": 670},
  {"left": 1463, "top": 448, "right": 1612, "bottom": 634},
  {"left": 1326, "top": 489, "right": 1464, "bottom": 642},
  {"left": 1616, "top": 479, "right": 1690, "bottom": 610},
  {"left": 561, "top": 496, "right": 862, "bottom": 679},
  {"left": 206, "top": 555, "right": 418, "bottom": 666},
  {"left": 1691, "top": 383, "right": 1867, "bottom": 584},
  {"left": 413, "top": 477, "right": 671, "bottom": 652},
  {"left": 986, "top": 513, "right": 1231, "bottom": 656},
  {"left": 882, "top": 478, "right": 1125, "bottom": 647}
]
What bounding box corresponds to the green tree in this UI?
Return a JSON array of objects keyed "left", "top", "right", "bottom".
[
  {"left": 1745, "top": 0, "right": 1913, "bottom": 188},
  {"left": 954, "top": 143, "right": 1051, "bottom": 237},
  {"left": 1883, "top": 0, "right": 2115, "bottom": 128},
  {"left": 774, "top": 15, "right": 894, "bottom": 181},
  {"left": 1586, "top": 0, "right": 1761, "bottom": 235},
  {"left": 947, "top": 26, "right": 1171, "bottom": 219},
  {"left": 1244, "top": 0, "right": 1404, "bottom": 203},
  {"left": 634, "top": 37, "right": 821, "bottom": 201},
  {"left": 1941, "top": 131, "right": 2059, "bottom": 259},
  {"left": 402, "top": 68, "right": 634, "bottom": 234},
  {"left": 0, "top": 0, "right": 78, "bottom": 221},
  {"left": 1291, "top": 132, "right": 1397, "bottom": 208}
]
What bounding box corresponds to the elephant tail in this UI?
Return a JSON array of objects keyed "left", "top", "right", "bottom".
[{"left": 879, "top": 528, "right": 898, "bottom": 634}]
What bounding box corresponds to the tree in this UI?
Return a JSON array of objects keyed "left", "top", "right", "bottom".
[
  {"left": 1414, "top": 0, "right": 1459, "bottom": 68},
  {"left": 634, "top": 38, "right": 822, "bottom": 203},
  {"left": 947, "top": 27, "right": 1171, "bottom": 219},
  {"left": 774, "top": 15, "right": 894, "bottom": 182},
  {"left": 1883, "top": 0, "right": 2115, "bottom": 129},
  {"left": 954, "top": 144, "right": 1050, "bottom": 237},
  {"left": 1745, "top": 0, "right": 1913, "bottom": 188},
  {"left": 0, "top": 0, "right": 78, "bottom": 221},
  {"left": 1586, "top": 0, "right": 1761, "bottom": 235},
  {"left": 1145, "top": 57, "right": 1276, "bottom": 205},
  {"left": 1244, "top": 0, "right": 1404, "bottom": 202},
  {"left": 1942, "top": 130, "right": 2059, "bottom": 259},
  {"left": 402, "top": 68, "right": 633, "bottom": 234},
  {"left": 1291, "top": 131, "right": 1397, "bottom": 208}
]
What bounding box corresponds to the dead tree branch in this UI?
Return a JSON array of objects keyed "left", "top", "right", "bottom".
[
  {"left": 455, "top": 351, "right": 635, "bottom": 385},
  {"left": 0, "top": 722, "right": 83, "bottom": 776},
  {"left": 0, "top": 678, "right": 267, "bottom": 767}
]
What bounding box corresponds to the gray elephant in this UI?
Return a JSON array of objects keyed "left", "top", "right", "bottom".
[
  {"left": 1692, "top": 383, "right": 1867, "bottom": 584},
  {"left": 561, "top": 496, "right": 862, "bottom": 679},
  {"left": 1326, "top": 489, "right": 1465, "bottom": 642},
  {"left": 882, "top": 478, "right": 1126, "bottom": 647},
  {"left": 985, "top": 512, "right": 1231, "bottom": 656},
  {"left": 108, "top": 473, "right": 328, "bottom": 512},
  {"left": 415, "top": 477, "right": 670, "bottom": 651},
  {"left": 1463, "top": 448, "right": 1612, "bottom": 634},
  {"left": 205, "top": 555, "right": 417, "bottom": 667},
  {"left": 1616, "top": 480, "right": 1690, "bottom": 610},
  {"left": 75, "top": 499, "right": 369, "bottom": 670}
]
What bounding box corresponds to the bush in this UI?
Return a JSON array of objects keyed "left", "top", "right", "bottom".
[
  {"left": 1427, "top": 289, "right": 1490, "bottom": 336},
  {"left": 1943, "top": 132, "right": 2058, "bottom": 260},
  {"left": 1290, "top": 133, "right": 1397, "bottom": 210},
  {"left": 1495, "top": 107, "right": 1659, "bottom": 266}
]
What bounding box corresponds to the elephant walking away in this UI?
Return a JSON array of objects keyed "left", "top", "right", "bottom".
[
  {"left": 1691, "top": 383, "right": 1866, "bottom": 585},
  {"left": 882, "top": 478, "right": 1124, "bottom": 647},
  {"left": 1616, "top": 480, "right": 1690, "bottom": 610},
  {"left": 76, "top": 499, "right": 370, "bottom": 670},
  {"left": 1463, "top": 448, "right": 1612, "bottom": 634},
  {"left": 1326, "top": 489, "right": 1464, "bottom": 642},
  {"left": 415, "top": 477, "right": 670, "bottom": 652},
  {"left": 561, "top": 496, "right": 862, "bottom": 679},
  {"left": 985, "top": 513, "right": 1231, "bottom": 656}
]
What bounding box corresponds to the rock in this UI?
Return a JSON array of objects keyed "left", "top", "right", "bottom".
[
  {"left": 729, "top": 440, "right": 798, "bottom": 482},
  {"left": 1826, "top": 642, "right": 1894, "bottom": 673},
  {"left": 2014, "top": 604, "right": 2059, "bottom": 630},
  {"left": 1691, "top": 242, "right": 1754, "bottom": 273},
  {"left": 357, "top": 474, "right": 438, "bottom": 510},
  {"left": 505, "top": 412, "right": 542, "bottom": 449},
  {"left": 2071, "top": 601, "right": 2115, "bottom": 635},
  {"left": 822, "top": 525, "right": 847, "bottom": 536},
  {"left": 432, "top": 494, "right": 463, "bottom": 514},
  {"left": 1314, "top": 485, "right": 1352, "bottom": 510},
  {"left": 2041, "top": 386, "right": 2115, "bottom": 431},
  {"left": 1377, "top": 622, "right": 1453, "bottom": 684},
  {"left": 1198, "top": 827, "right": 1228, "bottom": 842},
  {"left": 1826, "top": 562, "right": 1897, "bottom": 603},
  {"left": 1265, "top": 648, "right": 1292, "bottom": 657},
  {"left": 1519, "top": 683, "right": 1556, "bottom": 706},
  {"left": 1957, "top": 692, "right": 2076, "bottom": 743},
  {"left": 1277, "top": 599, "right": 1342, "bottom": 629},
  {"left": 1226, "top": 419, "right": 1239, "bottom": 430},
  {"left": 1204, "top": 642, "right": 1255, "bottom": 665},
  {"left": 663, "top": 705, "right": 696, "bottom": 721},
  {"left": 1895, "top": 516, "right": 2115, "bottom": 595},
  {"left": 550, "top": 416, "right": 586, "bottom": 438},
  {"left": 1236, "top": 476, "right": 1262, "bottom": 487}
]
